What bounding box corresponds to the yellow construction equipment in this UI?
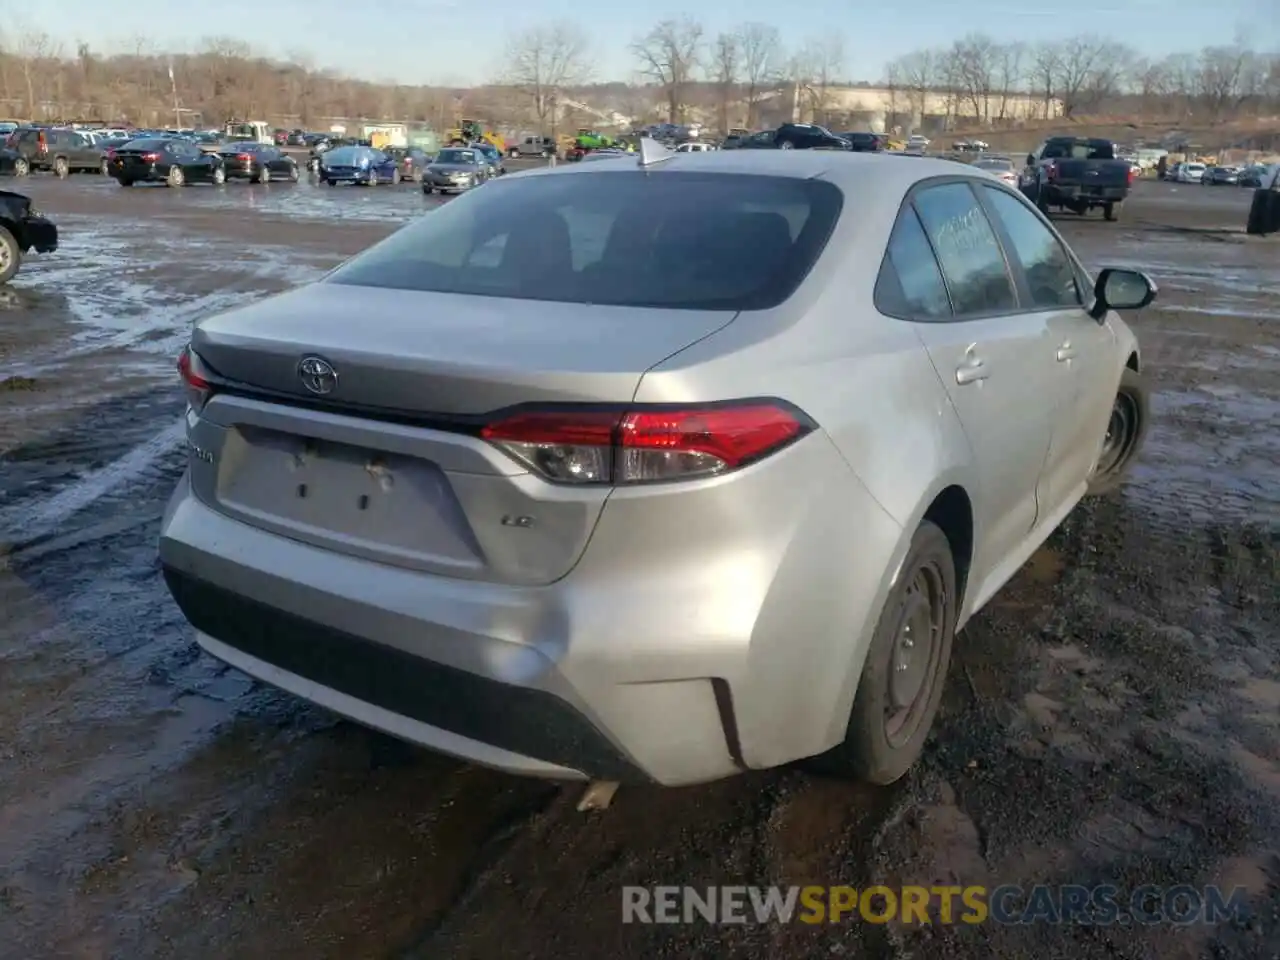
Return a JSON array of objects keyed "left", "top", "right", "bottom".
[{"left": 444, "top": 118, "right": 505, "bottom": 154}]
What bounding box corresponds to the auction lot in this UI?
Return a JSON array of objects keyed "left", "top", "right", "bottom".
[{"left": 0, "top": 169, "right": 1276, "bottom": 959}]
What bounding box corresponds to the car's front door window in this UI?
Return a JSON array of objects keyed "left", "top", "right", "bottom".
[{"left": 980, "top": 186, "right": 1081, "bottom": 309}]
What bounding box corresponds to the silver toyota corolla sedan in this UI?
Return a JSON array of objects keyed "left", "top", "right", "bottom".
[{"left": 160, "top": 146, "right": 1156, "bottom": 787}]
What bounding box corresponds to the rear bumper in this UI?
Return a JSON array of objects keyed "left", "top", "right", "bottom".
[
  {"left": 158, "top": 422, "right": 901, "bottom": 785},
  {"left": 164, "top": 566, "right": 643, "bottom": 781},
  {"left": 1045, "top": 184, "right": 1127, "bottom": 202},
  {"left": 22, "top": 216, "right": 57, "bottom": 253}
]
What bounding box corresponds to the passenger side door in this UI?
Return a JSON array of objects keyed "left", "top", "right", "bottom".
[
  {"left": 898, "top": 182, "right": 1060, "bottom": 586},
  {"left": 977, "top": 185, "right": 1115, "bottom": 515}
]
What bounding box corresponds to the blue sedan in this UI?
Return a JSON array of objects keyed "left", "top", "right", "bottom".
[{"left": 320, "top": 146, "right": 401, "bottom": 186}]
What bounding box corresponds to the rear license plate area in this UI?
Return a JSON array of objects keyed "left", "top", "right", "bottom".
[{"left": 216, "top": 426, "right": 480, "bottom": 564}]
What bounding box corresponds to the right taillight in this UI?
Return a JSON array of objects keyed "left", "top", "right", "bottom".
[
  {"left": 177, "top": 344, "right": 214, "bottom": 411},
  {"left": 479, "top": 401, "right": 813, "bottom": 485}
]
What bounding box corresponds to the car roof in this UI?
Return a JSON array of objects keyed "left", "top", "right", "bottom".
[{"left": 508, "top": 148, "right": 976, "bottom": 194}]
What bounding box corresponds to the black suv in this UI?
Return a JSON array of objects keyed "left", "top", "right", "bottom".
[
  {"left": 737, "top": 124, "right": 850, "bottom": 150},
  {"left": 7, "top": 127, "right": 108, "bottom": 177},
  {"left": 840, "top": 132, "right": 885, "bottom": 152}
]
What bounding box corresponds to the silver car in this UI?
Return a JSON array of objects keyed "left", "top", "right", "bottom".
[
  {"left": 421, "top": 147, "right": 488, "bottom": 194},
  {"left": 161, "top": 148, "right": 1155, "bottom": 787}
]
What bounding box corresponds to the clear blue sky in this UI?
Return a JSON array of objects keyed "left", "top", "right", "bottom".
[{"left": 19, "top": 0, "right": 1276, "bottom": 87}]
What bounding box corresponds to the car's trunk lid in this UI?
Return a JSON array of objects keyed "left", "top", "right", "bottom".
[
  {"left": 192, "top": 281, "right": 732, "bottom": 415},
  {"left": 187, "top": 282, "right": 736, "bottom": 585}
]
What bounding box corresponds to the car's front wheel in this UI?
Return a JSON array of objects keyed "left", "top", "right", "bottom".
[
  {"left": 814, "top": 519, "right": 958, "bottom": 784},
  {"left": 1087, "top": 367, "right": 1149, "bottom": 496},
  {"left": 0, "top": 224, "right": 21, "bottom": 284}
]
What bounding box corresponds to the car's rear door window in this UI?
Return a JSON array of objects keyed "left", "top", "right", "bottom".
[
  {"left": 875, "top": 208, "right": 952, "bottom": 321},
  {"left": 911, "top": 182, "right": 1017, "bottom": 317},
  {"left": 327, "top": 171, "right": 843, "bottom": 311}
]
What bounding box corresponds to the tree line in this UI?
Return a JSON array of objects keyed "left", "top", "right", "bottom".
[{"left": 1, "top": 22, "right": 1278, "bottom": 134}]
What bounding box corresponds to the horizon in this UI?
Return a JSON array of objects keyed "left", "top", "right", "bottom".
[{"left": 12, "top": 0, "right": 1278, "bottom": 88}]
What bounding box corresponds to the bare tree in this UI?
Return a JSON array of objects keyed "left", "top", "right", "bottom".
[
  {"left": 711, "top": 32, "right": 741, "bottom": 134},
  {"left": 503, "top": 22, "right": 590, "bottom": 136},
  {"left": 1196, "top": 44, "right": 1251, "bottom": 119},
  {"left": 948, "top": 34, "right": 999, "bottom": 122},
  {"left": 889, "top": 49, "right": 938, "bottom": 131},
  {"left": 798, "top": 33, "right": 844, "bottom": 123},
  {"left": 737, "top": 22, "right": 783, "bottom": 128},
  {"left": 631, "top": 17, "right": 704, "bottom": 123},
  {"left": 993, "top": 42, "right": 1026, "bottom": 121},
  {"left": 883, "top": 62, "right": 904, "bottom": 133},
  {"left": 1051, "top": 34, "right": 1122, "bottom": 116},
  {"left": 1032, "top": 42, "right": 1061, "bottom": 118},
  {"left": 18, "top": 30, "right": 56, "bottom": 119}
]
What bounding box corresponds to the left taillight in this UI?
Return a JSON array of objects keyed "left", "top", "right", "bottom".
[
  {"left": 478, "top": 401, "right": 813, "bottom": 485},
  {"left": 177, "top": 344, "right": 213, "bottom": 411}
]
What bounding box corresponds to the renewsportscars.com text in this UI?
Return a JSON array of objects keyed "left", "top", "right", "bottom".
[{"left": 621, "top": 884, "right": 1251, "bottom": 926}]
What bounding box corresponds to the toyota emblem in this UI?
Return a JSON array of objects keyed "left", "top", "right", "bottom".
[{"left": 298, "top": 355, "right": 338, "bottom": 395}]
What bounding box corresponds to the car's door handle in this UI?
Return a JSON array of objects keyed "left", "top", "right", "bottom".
[
  {"left": 955, "top": 361, "right": 989, "bottom": 384},
  {"left": 1057, "top": 342, "right": 1077, "bottom": 362}
]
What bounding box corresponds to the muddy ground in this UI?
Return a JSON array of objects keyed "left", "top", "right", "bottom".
[{"left": 0, "top": 171, "right": 1276, "bottom": 960}]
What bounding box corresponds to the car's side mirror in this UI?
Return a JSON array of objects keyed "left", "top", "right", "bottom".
[{"left": 1090, "top": 268, "right": 1158, "bottom": 320}]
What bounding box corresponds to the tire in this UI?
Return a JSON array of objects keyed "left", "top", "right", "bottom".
[
  {"left": 212, "top": 165, "right": 226, "bottom": 186},
  {"left": 422, "top": 185, "right": 433, "bottom": 194},
  {"left": 812, "top": 520, "right": 958, "bottom": 784},
  {"left": 167, "top": 165, "right": 185, "bottom": 187},
  {"left": 116, "top": 177, "right": 133, "bottom": 187},
  {"left": 100, "top": 158, "right": 110, "bottom": 176},
  {"left": 258, "top": 165, "right": 271, "bottom": 184},
  {"left": 391, "top": 168, "right": 400, "bottom": 185},
  {"left": 287, "top": 164, "right": 299, "bottom": 183},
  {"left": 326, "top": 178, "right": 335, "bottom": 186},
  {"left": 1087, "top": 368, "right": 1150, "bottom": 496},
  {"left": 53, "top": 157, "right": 70, "bottom": 178},
  {"left": 13, "top": 157, "right": 29, "bottom": 177},
  {"left": 778, "top": 140, "right": 795, "bottom": 150},
  {"left": 1103, "top": 201, "right": 1120, "bottom": 222},
  {"left": 1035, "top": 186, "right": 1050, "bottom": 214},
  {"left": 367, "top": 172, "right": 378, "bottom": 187},
  {"left": 0, "top": 224, "right": 20, "bottom": 285}
]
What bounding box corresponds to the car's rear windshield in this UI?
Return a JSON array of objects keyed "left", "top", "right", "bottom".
[
  {"left": 123, "top": 138, "right": 169, "bottom": 150},
  {"left": 1043, "top": 139, "right": 1115, "bottom": 160},
  {"left": 326, "top": 171, "right": 843, "bottom": 311},
  {"left": 437, "top": 149, "right": 478, "bottom": 163}
]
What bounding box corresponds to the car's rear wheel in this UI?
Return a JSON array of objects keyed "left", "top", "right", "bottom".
[
  {"left": 116, "top": 177, "right": 133, "bottom": 187},
  {"left": 0, "top": 225, "right": 21, "bottom": 285},
  {"left": 100, "top": 158, "right": 110, "bottom": 176},
  {"left": 391, "top": 168, "right": 401, "bottom": 185},
  {"left": 288, "top": 164, "right": 299, "bottom": 182},
  {"left": 1103, "top": 201, "right": 1120, "bottom": 221},
  {"left": 13, "top": 158, "right": 29, "bottom": 177},
  {"left": 1087, "top": 368, "right": 1149, "bottom": 496},
  {"left": 813, "top": 520, "right": 957, "bottom": 784},
  {"left": 167, "top": 166, "right": 185, "bottom": 187},
  {"left": 778, "top": 140, "right": 795, "bottom": 150},
  {"left": 258, "top": 165, "right": 271, "bottom": 184}
]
